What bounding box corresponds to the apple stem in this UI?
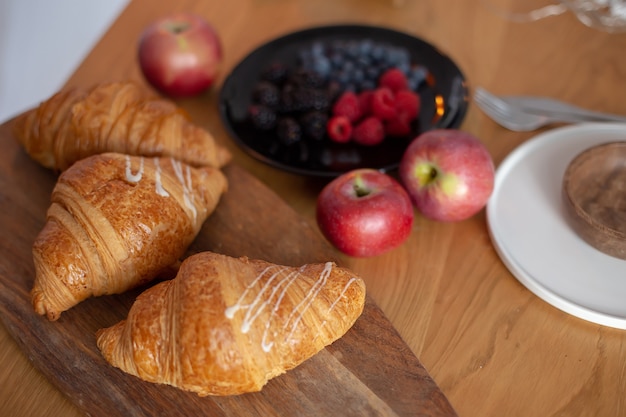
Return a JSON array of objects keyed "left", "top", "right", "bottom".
[
  {"left": 416, "top": 163, "right": 438, "bottom": 186},
  {"left": 166, "top": 22, "right": 191, "bottom": 34},
  {"left": 353, "top": 174, "right": 370, "bottom": 197}
]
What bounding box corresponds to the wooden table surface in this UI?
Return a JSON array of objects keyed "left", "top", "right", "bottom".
[{"left": 2, "top": 0, "right": 625, "bottom": 415}]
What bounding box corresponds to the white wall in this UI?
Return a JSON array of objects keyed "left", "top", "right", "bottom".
[{"left": 0, "top": 0, "right": 129, "bottom": 122}]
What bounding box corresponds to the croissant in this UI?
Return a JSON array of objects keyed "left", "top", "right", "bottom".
[
  {"left": 12, "top": 81, "right": 231, "bottom": 171},
  {"left": 96, "top": 251, "right": 366, "bottom": 396},
  {"left": 31, "top": 152, "right": 228, "bottom": 321}
]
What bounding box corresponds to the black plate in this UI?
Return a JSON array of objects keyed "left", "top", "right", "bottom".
[{"left": 219, "top": 24, "right": 468, "bottom": 177}]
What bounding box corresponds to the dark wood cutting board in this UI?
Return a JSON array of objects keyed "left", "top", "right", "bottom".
[{"left": 0, "top": 118, "right": 457, "bottom": 417}]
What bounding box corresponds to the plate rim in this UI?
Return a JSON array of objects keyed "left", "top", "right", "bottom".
[
  {"left": 486, "top": 122, "right": 626, "bottom": 330},
  {"left": 218, "top": 23, "right": 469, "bottom": 177}
]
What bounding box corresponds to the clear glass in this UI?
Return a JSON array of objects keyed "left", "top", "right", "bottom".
[
  {"left": 479, "top": 0, "right": 626, "bottom": 32},
  {"left": 559, "top": 0, "right": 626, "bottom": 32}
]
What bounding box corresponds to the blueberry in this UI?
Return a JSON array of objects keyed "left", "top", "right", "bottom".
[
  {"left": 408, "top": 65, "right": 429, "bottom": 90},
  {"left": 370, "top": 44, "right": 385, "bottom": 62},
  {"left": 345, "top": 40, "right": 360, "bottom": 58},
  {"left": 311, "top": 56, "right": 332, "bottom": 79},
  {"left": 310, "top": 41, "right": 326, "bottom": 57},
  {"left": 358, "top": 39, "right": 374, "bottom": 55}
]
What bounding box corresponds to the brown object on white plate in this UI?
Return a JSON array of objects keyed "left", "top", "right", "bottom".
[
  {"left": 31, "top": 152, "right": 228, "bottom": 321},
  {"left": 12, "top": 81, "right": 231, "bottom": 171},
  {"left": 562, "top": 141, "right": 626, "bottom": 260},
  {"left": 96, "top": 251, "right": 366, "bottom": 396}
]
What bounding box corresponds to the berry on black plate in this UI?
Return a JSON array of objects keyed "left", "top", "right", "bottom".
[
  {"left": 371, "top": 87, "right": 397, "bottom": 120},
  {"left": 300, "top": 111, "right": 328, "bottom": 141},
  {"left": 353, "top": 116, "right": 385, "bottom": 146},
  {"left": 326, "top": 115, "right": 352, "bottom": 143},
  {"left": 261, "top": 62, "right": 289, "bottom": 85},
  {"left": 407, "top": 65, "right": 429, "bottom": 90},
  {"left": 277, "top": 117, "right": 302, "bottom": 145},
  {"left": 292, "top": 87, "right": 330, "bottom": 112},
  {"left": 288, "top": 68, "right": 326, "bottom": 89},
  {"left": 332, "top": 91, "right": 361, "bottom": 122},
  {"left": 379, "top": 68, "right": 408, "bottom": 93},
  {"left": 248, "top": 105, "right": 277, "bottom": 130},
  {"left": 253, "top": 81, "right": 280, "bottom": 108}
]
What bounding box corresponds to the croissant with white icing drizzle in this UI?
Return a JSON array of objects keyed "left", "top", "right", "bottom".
[
  {"left": 31, "top": 152, "right": 227, "bottom": 321},
  {"left": 96, "top": 251, "right": 366, "bottom": 396},
  {"left": 12, "top": 81, "right": 231, "bottom": 171}
]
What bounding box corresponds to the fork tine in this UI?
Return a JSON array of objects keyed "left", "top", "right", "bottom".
[
  {"left": 473, "top": 87, "right": 540, "bottom": 131},
  {"left": 474, "top": 88, "right": 516, "bottom": 125},
  {"left": 475, "top": 87, "right": 514, "bottom": 116}
]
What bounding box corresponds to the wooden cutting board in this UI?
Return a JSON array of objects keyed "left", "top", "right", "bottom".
[{"left": 0, "top": 118, "right": 457, "bottom": 417}]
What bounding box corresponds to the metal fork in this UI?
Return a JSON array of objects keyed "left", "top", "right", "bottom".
[{"left": 473, "top": 87, "right": 626, "bottom": 131}]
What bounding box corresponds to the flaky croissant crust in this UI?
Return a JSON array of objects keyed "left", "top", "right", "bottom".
[
  {"left": 96, "top": 251, "right": 366, "bottom": 396},
  {"left": 31, "top": 153, "right": 228, "bottom": 321},
  {"left": 12, "top": 81, "right": 231, "bottom": 171}
]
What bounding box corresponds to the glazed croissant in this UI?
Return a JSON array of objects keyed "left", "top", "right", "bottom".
[
  {"left": 96, "top": 251, "right": 366, "bottom": 396},
  {"left": 32, "top": 152, "right": 228, "bottom": 321},
  {"left": 12, "top": 81, "right": 231, "bottom": 171}
]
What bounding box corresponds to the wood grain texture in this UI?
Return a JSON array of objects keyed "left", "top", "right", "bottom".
[
  {"left": 562, "top": 142, "right": 626, "bottom": 259},
  {"left": 2, "top": 0, "right": 626, "bottom": 416},
  {"left": 0, "top": 119, "right": 456, "bottom": 417}
]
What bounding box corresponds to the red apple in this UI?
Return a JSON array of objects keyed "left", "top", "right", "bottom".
[
  {"left": 316, "top": 169, "right": 414, "bottom": 257},
  {"left": 399, "top": 129, "right": 495, "bottom": 222},
  {"left": 138, "top": 13, "right": 222, "bottom": 97}
]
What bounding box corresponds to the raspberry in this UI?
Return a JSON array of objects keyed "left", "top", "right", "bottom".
[
  {"left": 371, "top": 87, "right": 397, "bottom": 120},
  {"left": 384, "top": 112, "right": 412, "bottom": 137},
  {"left": 326, "top": 115, "right": 353, "bottom": 143},
  {"left": 353, "top": 116, "right": 385, "bottom": 146},
  {"left": 332, "top": 91, "right": 361, "bottom": 122},
  {"left": 395, "top": 90, "right": 421, "bottom": 119},
  {"left": 357, "top": 90, "right": 374, "bottom": 117},
  {"left": 378, "top": 68, "right": 408, "bottom": 92}
]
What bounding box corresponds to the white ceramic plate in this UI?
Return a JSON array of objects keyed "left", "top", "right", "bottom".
[{"left": 487, "top": 123, "right": 626, "bottom": 329}]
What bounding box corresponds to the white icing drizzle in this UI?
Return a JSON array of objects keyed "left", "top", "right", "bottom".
[
  {"left": 125, "top": 155, "right": 144, "bottom": 183},
  {"left": 281, "top": 262, "right": 333, "bottom": 345},
  {"left": 327, "top": 277, "right": 360, "bottom": 313},
  {"left": 224, "top": 262, "right": 346, "bottom": 353},
  {"left": 224, "top": 265, "right": 274, "bottom": 319},
  {"left": 170, "top": 158, "right": 197, "bottom": 220},
  {"left": 153, "top": 158, "right": 170, "bottom": 197},
  {"left": 310, "top": 277, "right": 359, "bottom": 340}
]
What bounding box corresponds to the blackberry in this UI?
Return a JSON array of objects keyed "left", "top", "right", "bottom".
[
  {"left": 300, "top": 111, "right": 328, "bottom": 141},
  {"left": 291, "top": 88, "right": 330, "bottom": 112},
  {"left": 288, "top": 68, "right": 326, "bottom": 89},
  {"left": 276, "top": 117, "right": 302, "bottom": 145},
  {"left": 252, "top": 81, "right": 280, "bottom": 108},
  {"left": 278, "top": 85, "right": 297, "bottom": 114},
  {"left": 326, "top": 81, "right": 343, "bottom": 103},
  {"left": 260, "top": 62, "right": 289, "bottom": 85},
  {"left": 248, "top": 105, "right": 277, "bottom": 130}
]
